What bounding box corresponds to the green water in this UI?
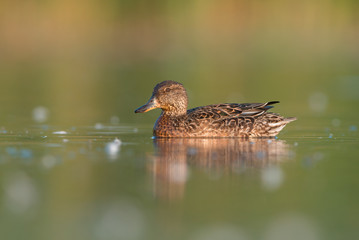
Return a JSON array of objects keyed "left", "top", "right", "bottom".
[
  {"left": 1, "top": 1, "right": 359, "bottom": 239},
  {"left": 0, "top": 119, "right": 358, "bottom": 240}
]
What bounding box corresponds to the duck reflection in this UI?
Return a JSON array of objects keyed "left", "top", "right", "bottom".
[{"left": 148, "top": 138, "right": 292, "bottom": 201}]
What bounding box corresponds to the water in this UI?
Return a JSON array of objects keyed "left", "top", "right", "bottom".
[
  {"left": 1, "top": 1, "right": 358, "bottom": 239},
  {"left": 0, "top": 121, "right": 358, "bottom": 240}
]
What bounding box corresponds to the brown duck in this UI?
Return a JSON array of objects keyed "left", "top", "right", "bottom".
[{"left": 135, "top": 81, "right": 296, "bottom": 137}]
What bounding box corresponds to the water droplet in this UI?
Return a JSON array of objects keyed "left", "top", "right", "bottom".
[
  {"left": 308, "top": 92, "right": 328, "bottom": 113},
  {"left": 113, "top": 138, "right": 122, "bottom": 144},
  {"left": 331, "top": 118, "right": 341, "bottom": 127},
  {"left": 32, "top": 106, "right": 49, "bottom": 123},
  {"left": 53, "top": 131, "right": 67, "bottom": 135},
  {"left": 110, "top": 116, "right": 120, "bottom": 125},
  {"left": 349, "top": 125, "right": 357, "bottom": 132},
  {"left": 313, "top": 152, "right": 324, "bottom": 161},
  {"left": 95, "top": 123, "right": 104, "bottom": 130},
  {"left": 20, "top": 149, "right": 33, "bottom": 159},
  {"left": 4, "top": 172, "right": 38, "bottom": 214},
  {"left": 261, "top": 166, "right": 284, "bottom": 191},
  {"left": 0, "top": 127, "right": 7, "bottom": 134},
  {"left": 105, "top": 139, "right": 122, "bottom": 160},
  {"left": 264, "top": 214, "right": 320, "bottom": 240},
  {"left": 42, "top": 155, "right": 57, "bottom": 169},
  {"left": 190, "top": 224, "right": 249, "bottom": 240},
  {"left": 6, "top": 147, "right": 17, "bottom": 156},
  {"left": 94, "top": 201, "right": 145, "bottom": 240}
]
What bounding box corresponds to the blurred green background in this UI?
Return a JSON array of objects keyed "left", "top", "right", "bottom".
[
  {"left": 1, "top": 1, "right": 359, "bottom": 240},
  {"left": 1, "top": 0, "right": 358, "bottom": 126}
]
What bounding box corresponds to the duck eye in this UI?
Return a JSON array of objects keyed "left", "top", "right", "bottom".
[{"left": 164, "top": 88, "right": 171, "bottom": 93}]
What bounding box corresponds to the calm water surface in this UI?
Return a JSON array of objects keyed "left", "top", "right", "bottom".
[
  {"left": 1, "top": 1, "right": 359, "bottom": 239},
  {"left": 0, "top": 121, "right": 358, "bottom": 240}
]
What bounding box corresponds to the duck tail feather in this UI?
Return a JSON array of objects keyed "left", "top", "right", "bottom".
[
  {"left": 284, "top": 117, "right": 297, "bottom": 123},
  {"left": 267, "top": 101, "right": 280, "bottom": 105}
]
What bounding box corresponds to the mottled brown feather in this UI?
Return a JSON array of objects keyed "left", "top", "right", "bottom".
[{"left": 135, "top": 81, "right": 296, "bottom": 137}]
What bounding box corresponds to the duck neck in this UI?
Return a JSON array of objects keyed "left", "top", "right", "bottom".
[
  {"left": 161, "top": 98, "right": 188, "bottom": 117},
  {"left": 162, "top": 107, "right": 187, "bottom": 117}
]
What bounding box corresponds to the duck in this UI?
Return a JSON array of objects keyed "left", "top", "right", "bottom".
[{"left": 135, "top": 80, "right": 296, "bottom": 137}]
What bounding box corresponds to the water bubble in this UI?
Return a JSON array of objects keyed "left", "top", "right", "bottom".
[
  {"left": 94, "top": 201, "right": 146, "bottom": 240},
  {"left": 105, "top": 138, "right": 122, "bottom": 160},
  {"left": 349, "top": 125, "right": 357, "bottom": 132},
  {"left": 261, "top": 166, "right": 284, "bottom": 191},
  {"left": 331, "top": 119, "right": 341, "bottom": 127},
  {"left": 3, "top": 171, "right": 38, "bottom": 214},
  {"left": 308, "top": 92, "right": 328, "bottom": 113},
  {"left": 79, "top": 147, "right": 87, "bottom": 154},
  {"left": 0, "top": 127, "right": 7, "bottom": 134},
  {"left": 302, "top": 152, "right": 323, "bottom": 168},
  {"left": 110, "top": 116, "right": 120, "bottom": 125},
  {"left": 42, "top": 155, "right": 57, "bottom": 169},
  {"left": 53, "top": 131, "right": 67, "bottom": 135},
  {"left": 264, "top": 214, "right": 320, "bottom": 240},
  {"left": 6, "top": 147, "right": 17, "bottom": 156},
  {"left": 312, "top": 152, "right": 324, "bottom": 161},
  {"left": 190, "top": 224, "right": 249, "bottom": 240},
  {"left": 68, "top": 151, "right": 76, "bottom": 159},
  {"left": 32, "top": 106, "right": 49, "bottom": 123},
  {"left": 20, "top": 149, "right": 33, "bottom": 159},
  {"left": 95, "top": 123, "right": 104, "bottom": 130}
]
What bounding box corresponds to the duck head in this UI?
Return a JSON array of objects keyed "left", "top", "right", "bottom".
[{"left": 135, "top": 81, "right": 188, "bottom": 116}]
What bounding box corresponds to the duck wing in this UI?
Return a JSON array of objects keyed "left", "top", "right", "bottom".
[
  {"left": 187, "top": 101, "right": 279, "bottom": 120},
  {"left": 185, "top": 101, "right": 283, "bottom": 136}
]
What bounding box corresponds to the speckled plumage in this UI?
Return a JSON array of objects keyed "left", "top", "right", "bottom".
[{"left": 135, "top": 81, "right": 296, "bottom": 137}]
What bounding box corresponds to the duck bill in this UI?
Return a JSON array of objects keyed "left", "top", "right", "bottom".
[{"left": 135, "top": 97, "right": 159, "bottom": 113}]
